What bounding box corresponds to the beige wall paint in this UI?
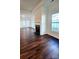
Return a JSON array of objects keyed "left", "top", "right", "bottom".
[
  {"left": 32, "top": 2, "right": 42, "bottom": 25},
  {"left": 35, "top": 15, "right": 41, "bottom": 25}
]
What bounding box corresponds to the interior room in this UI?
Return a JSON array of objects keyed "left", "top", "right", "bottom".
[{"left": 20, "top": 0, "right": 59, "bottom": 59}]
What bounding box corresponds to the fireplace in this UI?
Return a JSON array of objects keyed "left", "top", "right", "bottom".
[{"left": 35, "top": 25, "right": 40, "bottom": 35}]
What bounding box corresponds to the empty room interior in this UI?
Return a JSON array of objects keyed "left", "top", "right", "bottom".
[{"left": 20, "top": 0, "right": 59, "bottom": 59}]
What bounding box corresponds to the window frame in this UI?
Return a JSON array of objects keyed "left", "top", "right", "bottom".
[{"left": 51, "top": 13, "right": 59, "bottom": 33}]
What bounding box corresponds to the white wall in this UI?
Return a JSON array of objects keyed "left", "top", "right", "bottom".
[
  {"left": 35, "top": 0, "right": 59, "bottom": 38},
  {"left": 45, "top": 0, "right": 59, "bottom": 38},
  {"left": 32, "top": 0, "right": 59, "bottom": 38},
  {"left": 32, "top": 1, "right": 46, "bottom": 35},
  {"left": 20, "top": 0, "right": 59, "bottom": 38}
]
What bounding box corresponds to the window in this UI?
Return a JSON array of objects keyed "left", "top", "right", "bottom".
[
  {"left": 20, "top": 17, "right": 30, "bottom": 28},
  {"left": 52, "top": 13, "right": 59, "bottom": 32}
]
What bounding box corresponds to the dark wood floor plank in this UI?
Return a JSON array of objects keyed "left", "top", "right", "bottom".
[{"left": 20, "top": 27, "right": 59, "bottom": 59}]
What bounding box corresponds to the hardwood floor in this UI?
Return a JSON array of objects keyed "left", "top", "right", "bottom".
[{"left": 20, "top": 27, "right": 59, "bottom": 59}]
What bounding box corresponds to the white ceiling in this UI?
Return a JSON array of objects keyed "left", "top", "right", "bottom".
[{"left": 20, "top": 0, "right": 42, "bottom": 13}]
